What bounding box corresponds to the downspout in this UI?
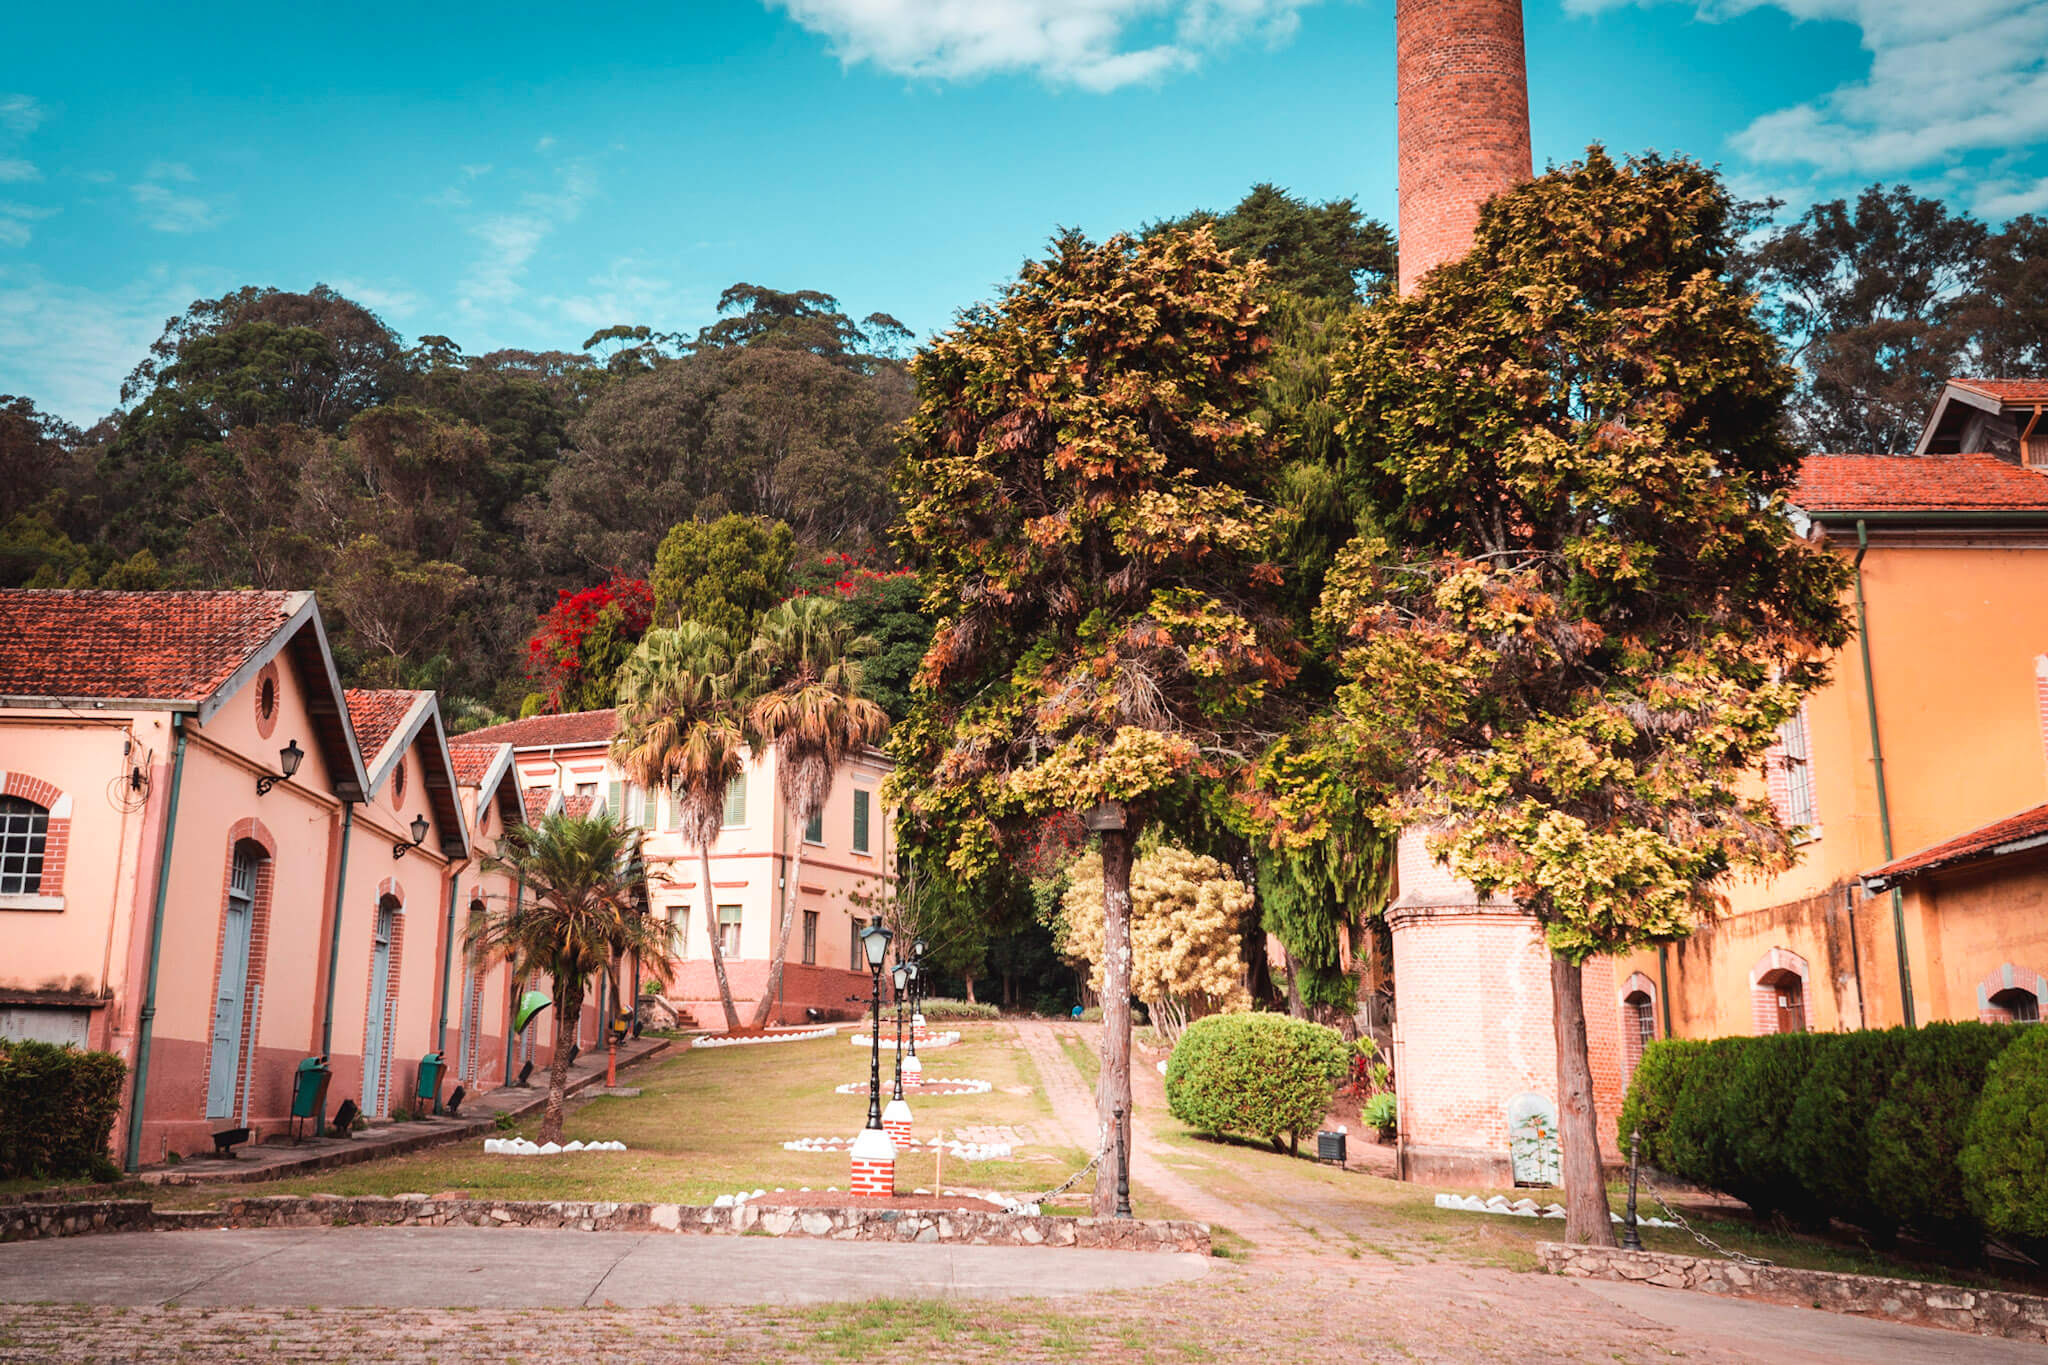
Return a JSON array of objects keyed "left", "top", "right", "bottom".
[
  {"left": 1656, "top": 944, "right": 1674, "bottom": 1039},
  {"left": 317, "top": 802, "right": 356, "bottom": 1134},
  {"left": 1855, "top": 519, "right": 1915, "bottom": 1028},
  {"left": 124, "top": 714, "right": 189, "bottom": 1173}
]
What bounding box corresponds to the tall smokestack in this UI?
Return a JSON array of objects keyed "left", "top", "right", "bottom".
[{"left": 1396, "top": 0, "right": 1534, "bottom": 295}]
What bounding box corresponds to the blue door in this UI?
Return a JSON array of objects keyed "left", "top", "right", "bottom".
[
  {"left": 363, "top": 901, "right": 395, "bottom": 1114},
  {"left": 206, "top": 849, "right": 257, "bottom": 1119}
]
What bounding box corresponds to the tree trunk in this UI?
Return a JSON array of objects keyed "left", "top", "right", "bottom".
[
  {"left": 1551, "top": 951, "right": 1615, "bottom": 1246},
  {"left": 749, "top": 810, "right": 809, "bottom": 1029},
  {"left": 962, "top": 973, "right": 976, "bottom": 1005},
  {"left": 1092, "top": 826, "right": 1136, "bottom": 1217},
  {"left": 701, "top": 845, "right": 741, "bottom": 1031},
  {"left": 539, "top": 981, "right": 583, "bottom": 1145}
]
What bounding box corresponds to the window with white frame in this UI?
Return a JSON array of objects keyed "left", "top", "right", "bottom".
[
  {"left": 723, "top": 777, "right": 747, "bottom": 828},
  {"left": 718, "top": 904, "right": 742, "bottom": 958},
  {"left": 803, "top": 910, "right": 819, "bottom": 965},
  {"left": 0, "top": 798, "right": 49, "bottom": 896},
  {"left": 1780, "top": 708, "right": 1816, "bottom": 833},
  {"left": 852, "top": 789, "right": 871, "bottom": 854}
]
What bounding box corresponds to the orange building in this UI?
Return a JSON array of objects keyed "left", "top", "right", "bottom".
[
  {"left": 1615, "top": 379, "right": 2048, "bottom": 1050},
  {"left": 0, "top": 590, "right": 535, "bottom": 1166}
]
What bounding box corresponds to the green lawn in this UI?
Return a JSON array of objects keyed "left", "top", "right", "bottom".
[{"left": 153, "top": 1023, "right": 1081, "bottom": 1211}]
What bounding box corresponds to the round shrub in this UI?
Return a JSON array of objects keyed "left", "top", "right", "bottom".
[
  {"left": 0, "top": 1039, "right": 127, "bottom": 1180},
  {"left": 1616, "top": 1037, "right": 1707, "bottom": 1172},
  {"left": 1865, "top": 1020, "right": 2021, "bottom": 1250},
  {"left": 1786, "top": 1027, "right": 1908, "bottom": 1239},
  {"left": 1962, "top": 1024, "right": 2048, "bottom": 1245},
  {"left": 1165, "top": 1012, "right": 1347, "bottom": 1155},
  {"left": 1726, "top": 1031, "right": 1828, "bottom": 1220}
]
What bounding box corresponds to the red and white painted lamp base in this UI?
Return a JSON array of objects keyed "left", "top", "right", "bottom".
[
  {"left": 882, "top": 1096, "right": 914, "bottom": 1144},
  {"left": 903, "top": 1053, "right": 923, "bottom": 1092},
  {"left": 848, "top": 1125, "right": 896, "bottom": 1197}
]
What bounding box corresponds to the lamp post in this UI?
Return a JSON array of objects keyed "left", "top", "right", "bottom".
[
  {"left": 909, "top": 936, "right": 929, "bottom": 1056},
  {"left": 859, "top": 917, "right": 892, "bottom": 1131},
  {"left": 255, "top": 739, "right": 304, "bottom": 797},
  {"left": 393, "top": 812, "right": 429, "bottom": 860},
  {"left": 890, "top": 962, "right": 908, "bottom": 1102}
]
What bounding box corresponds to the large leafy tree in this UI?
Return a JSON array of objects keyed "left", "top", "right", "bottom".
[
  {"left": 1148, "top": 183, "right": 1397, "bottom": 305},
  {"left": 893, "top": 227, "right": 1295, "bottom": 1214},
  {"left": 651, "top": 513, "right": 797, "bottom": 637},
  {"left": 611, "top": 622, "right": 751, "bottom": 1031},
  {"left": 742, "top": 595, "right": 889, "bottom": 1028},
  {"left": 469, "top": 810, "right": 671, "bottom": 1143},
  {"left": 1746, "top": 185, "right": 1986, "bottom": 453},
  {"left": 1323, "top": 148, "right": 1852, "bottom": 1244}
]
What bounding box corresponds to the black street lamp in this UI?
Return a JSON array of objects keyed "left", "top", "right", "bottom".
[
  {"left": 256, "top": 739, "right": 305, "bottom": 797},
  {"left": 392, "top": 812, "right": 429, "bottom": 860},
  {"left": 890, "top": 962, "right": 909, "bottom": 1101},
  {"left": 909, "top": 936, "right": 929, "bottom": 1060},
  {"left": 859, "top": 916, "right": 893, "bottom": 1131}
]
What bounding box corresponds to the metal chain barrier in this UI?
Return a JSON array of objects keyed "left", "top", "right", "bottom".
[
  {"left": 1021, "top": 1134, "right": 1114, "bottom": 1208},
  {"left": 1638, "top": 1167, "right": 1774, "bottom": 1266}
]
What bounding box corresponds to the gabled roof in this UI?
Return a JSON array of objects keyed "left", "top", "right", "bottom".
[
  {"left": 449, "top": 740, "right": 524, "bottom": 831},
  {"left": 1914, "top": 377, "right": 2048, "bottom": 455},
  {"left": 459, "top": 708, "right": 618, "bottom": 750},
  {"left": 0, "top": 589, "right": 369, "bottom": 801},
  {"left": 561, "top": 792, "right": 597, "bottom": 819},
  {"left": 1793, "top": 452, "right": 2048, "bottom": 517},
  {"left": 344, "top": 688, "right": 468, "bottom": 860},
  {"left": 1863, "top": 802, "right": 2048, "bottom": 891},
  {"left": 523, "top": 787, "right": 563, "bottom": 824}
]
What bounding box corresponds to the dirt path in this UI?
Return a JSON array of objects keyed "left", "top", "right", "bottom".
[{"left": 1013, "top": 1019, "right": 1327, "bottom": 1251}]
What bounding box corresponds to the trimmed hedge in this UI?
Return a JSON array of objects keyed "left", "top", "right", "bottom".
[
  {"left": 1962, "top": 1025, "right": 2048, "bottom": 1245},
  {"left": 0, "top": 1039, "right": 126, "bottom": 1180},
  {"left": 916, "top": 998, "right": 1001, "bottom": 1021},
  {"left": 1620, "top": 1023, "right": 2029, "bottom": 1249},
  {"left": 1165, "top": 1013, "right": 1347, "bottom": 1155}
]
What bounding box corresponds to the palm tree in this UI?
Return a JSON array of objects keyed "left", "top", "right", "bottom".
[
  {"left": 469, "top": 810, "right": 673, "bottom": 1144},
  {"left": 743, "top": 596, "right": 890, "bottom": 1029},
  {"left": 612, "top": 622, "right": 750, "bottom": 1032}
]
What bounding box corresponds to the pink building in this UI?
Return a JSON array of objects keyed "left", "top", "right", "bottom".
[
  {"left": 0, "top": 590, "right": 535, "bottom": 1167},
  {"left": 460, "top": 709, "right": 893, "bottom": 1027}
]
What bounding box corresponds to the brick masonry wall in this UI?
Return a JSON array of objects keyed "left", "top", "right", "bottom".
[
  {"left": 1396, "top": 0, "right": 1534, "bottom": 294},
  {"left": 2, "top": 770, "right": 71, "bottom": 896},
  {"left": 1541, "top": 1242, "right": 2048, "bottom": 1342}
]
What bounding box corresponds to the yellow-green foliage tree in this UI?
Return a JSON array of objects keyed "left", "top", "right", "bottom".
[
  {"left": 1059, "top": 845, "right": 1254, "bottom": 1042},
  {"left": 892, "top": 227, "right": 1295, "bottom": 1214},
  {"left": 1321, "top": 149, "right": 1852, "bottom": 1245}
]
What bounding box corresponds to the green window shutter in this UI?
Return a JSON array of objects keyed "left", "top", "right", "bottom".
[
  {"left": 852, "top": 790, "right": 871, "bottom": 853},
  {"left": 607, "top": 781, "right": 623, "bottom": 818},
  {"left": 805, "top": 808, "right": 824, "bottom": 844},
  {"left": 723, "top": 776, "right": 747, "bottom": 827}
]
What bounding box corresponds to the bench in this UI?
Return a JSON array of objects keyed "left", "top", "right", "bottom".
[{"left": 210, "top": 1126, "right": 251, "bottom": 1158}]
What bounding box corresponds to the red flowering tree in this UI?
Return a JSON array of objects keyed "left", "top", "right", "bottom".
[{"left": 526, "top": 572, "right": 654, "bottom": 713}]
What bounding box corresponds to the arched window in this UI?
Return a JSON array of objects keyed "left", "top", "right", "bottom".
[
  {"left": 1624, "top": 992, "right": 1655, "bottom": 1071},
  {"left": 0, "top": 796, "right": 48, "bottom": 895},
  {"left": 1991, "top": 987, "right": 2040, "bottom": 1023}
]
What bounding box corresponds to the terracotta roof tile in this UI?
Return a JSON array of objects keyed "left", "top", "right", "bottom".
[
  {"left": 1951, "top": 378, "right": 2048, "bottom": 405},
  {"left": 0, "top": 589, "right": 302, "bottom": 704},
  {"left": 344, "top": 689, "right": 422, "bottom": 761},
  {"left": 448, "top": 741, "right": 506, "bottom": 787},
  {"left": 1793, "top": 452, "right": 2048, "bottom": 514},
  {"left": 459, "top": 708, "right": 617, "bottom": 749},
  {"left": 523, "top": 788, "right": 554, "bottom": 824},
  {"left": 1867, "top": 802, "right": 2048, "bottom": 886},
  {"left": 561, "top": 792, "right": 596, "bottom": 819}
]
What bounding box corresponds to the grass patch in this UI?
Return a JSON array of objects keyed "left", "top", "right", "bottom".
[{"left": 1057, "top": 1033, "right": 1100, "bottom": 1091}]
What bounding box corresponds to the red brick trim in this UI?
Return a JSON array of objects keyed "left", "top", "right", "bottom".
[
  {"left": 2036, "top": 655, "right": 2048, "bottom": 785},
  {"left": 1975, "top": 962, "right": 2048, "bottom": 1023},
  {"left": 253, "top": 659, "right": 281, "bottom": 741},
  {"left": 2, "top": 770, "right": 72, "bottom": 897},
  {"left": 199, "top": 831, "right": 276, "bottom": 1122},
  {"left": 362, "top": 887, "right": 406, "bottom": 1116},
  {"left": 1749, "top": 947, "right": 1811, "bottom": 1034},
  {"left": 1619, "top": 971, "right": 1657, "bottom": 1081}
]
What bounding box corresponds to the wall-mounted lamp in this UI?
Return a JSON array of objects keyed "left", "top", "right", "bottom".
[
  {"left": 256, "top": 739, "right": 305, "bottom": 797},
  {"left": 393, "top": 812, "right": 429, "bottom": 859}
]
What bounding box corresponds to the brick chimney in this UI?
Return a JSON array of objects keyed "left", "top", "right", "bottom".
[{"left": 1396, "top": 0, "right": 1534, "bottom": 295}]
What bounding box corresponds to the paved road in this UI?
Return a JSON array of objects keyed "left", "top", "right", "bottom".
[{"left": 0, "top": 1227, "right": 1207, "bottom": 1309}]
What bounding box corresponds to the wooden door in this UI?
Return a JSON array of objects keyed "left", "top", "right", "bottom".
[
  {"left": 1775, "top": 978, "right": 1805, "bottom": 1034},
  {"left": 206, "top": 849, "right": 257, "bottom": 1119}
]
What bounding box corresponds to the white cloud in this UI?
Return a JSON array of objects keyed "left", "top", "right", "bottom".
[
  {"left": 0, "top": 159, "right": 39, "bottom": 183},
  {"left": 329, "top": 278, "right": 422, "bottom": 319},
  {"left": 544, "top": 254, "right": 702, "bottom": 332},
  {"left": 0, "top": 264, "right": 223, "bottom": 421},
  {"left": 1974, "top": 175, "right": 2048, "bottom": 218},
  {"left": 767, "top": 0, "right": 1320, "bottom": 90},
  {"left": 0, "top": 202, "right": 59, "bottom": 249},
  {"left": 459, "top": 162, "right": 595, "bottom": 312},
  {"left": 131, "top": 162, "right": 228, "bottom": 233},
  {"left": 0, "top": 95, "right": 42, "bottom": 136},
  {"left": 1568, "top": 2, "right": 2048, "bottom": 200}
]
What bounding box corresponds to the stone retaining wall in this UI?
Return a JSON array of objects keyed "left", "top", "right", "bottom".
[
  {"left": 4, "top": 1195, "right": 1208, "bottom": 1255},
  {"left": 1540, "top": 1242, "right": 2048, "bottom": 1342}
]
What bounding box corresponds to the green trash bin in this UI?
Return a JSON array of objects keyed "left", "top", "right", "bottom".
[
  {"left": 414, "top": 1052, "right": 446, "bottom": 1115},
  {"left": 290, "top": 1057, "right": 331, "bottom": 1142}
]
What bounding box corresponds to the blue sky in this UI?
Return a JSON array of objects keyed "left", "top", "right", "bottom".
[{"left": 3, "top": 1, "right": 2044, "bottom": 423}]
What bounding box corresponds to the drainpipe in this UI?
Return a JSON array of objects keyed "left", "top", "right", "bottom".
[
  {"left": 124, "top": 714, "right": 189, "bottom": 1172},
  {"left": 316, "top": 802, "right": 356, "bottom": 1133},
  {"left": 1656, "top": 944, "right": 1674, "bottom": 1039},
  {"left": 436, "top": 864, "right": 463, "bottom": 1057},
  {"left": 1855, "top": 519, "right": 1915, "bottom": 1028}
]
